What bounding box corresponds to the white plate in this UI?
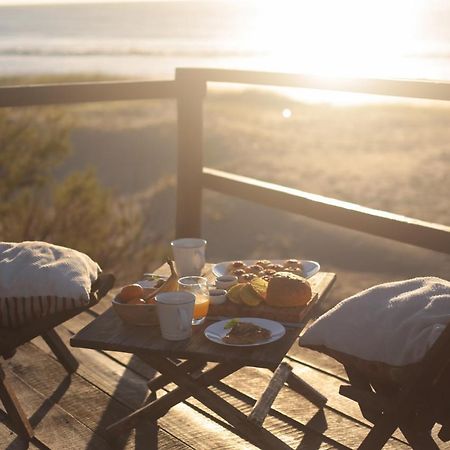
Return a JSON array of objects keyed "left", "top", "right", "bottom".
[
  {"left": 212, "top": 259, "right": 320, "bottom": 279},
  {"left": 204, "top": 318, "right": 286, "bottom": 347}
]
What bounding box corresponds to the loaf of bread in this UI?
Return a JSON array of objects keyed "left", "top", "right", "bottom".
[{"left": 265, "top": 272, "right": 312, "bottom": 307}]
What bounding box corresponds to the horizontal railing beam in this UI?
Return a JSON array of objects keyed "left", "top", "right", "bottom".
[
  {"left": 178, "top": 68, "right": 450, "bottom": 101},
  {"left": 0, "top": 80, "right": 177, "bottom": 107},
  {"left": 202, "top": 168, "right": 450, "bottom": 254}
]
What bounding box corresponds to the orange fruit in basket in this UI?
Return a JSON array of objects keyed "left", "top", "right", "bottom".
[{"left": 117, "top": 284, "right": 145, "bottom": 302}]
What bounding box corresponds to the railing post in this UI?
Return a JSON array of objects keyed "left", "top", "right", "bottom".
[{"left": 175, "top": 69, "right": 207, "bottom": 238}]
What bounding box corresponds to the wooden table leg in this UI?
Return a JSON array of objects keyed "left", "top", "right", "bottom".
[
  {"left": 106, "top": 359, "right": 240, "bottom": 434},
  {"left": 141, "top": 354, "right": 292, "bottom": 450},
  {"left": 146, "top": 358, "right": 206, "bottom": 392}
]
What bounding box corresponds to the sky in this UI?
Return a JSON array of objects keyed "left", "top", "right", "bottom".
[
  {"left": 0, "top": 0, "right": 211, "bottom": 4},
  {"left": 0, "top": 0, "right": 444, "bottom": 6}
]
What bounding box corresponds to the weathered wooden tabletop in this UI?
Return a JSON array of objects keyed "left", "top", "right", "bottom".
[{"left": 71, "top": 265, "right": 336, "bottom": 369}]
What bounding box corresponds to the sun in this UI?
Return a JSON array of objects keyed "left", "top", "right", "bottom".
[{"left": 246, "top": 0, "right": 421, "bottom": 79}]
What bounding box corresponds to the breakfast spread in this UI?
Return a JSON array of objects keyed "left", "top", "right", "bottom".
[
  {"left": 210, "top": 258, "right": 316, "bottom": 323},
  {"left": 228, "top": 259, "right": 304, "bottom": 282},
  {"left": 222, "top": 319, "right": 272, "bottom": 345},
  {"left": 114, "top": 256, "right": 318, "bottom": 327}
]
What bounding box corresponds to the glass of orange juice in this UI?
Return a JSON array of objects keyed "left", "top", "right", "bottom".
[{"left": 177, "top": 276, "right": 209, "bottom": 325}]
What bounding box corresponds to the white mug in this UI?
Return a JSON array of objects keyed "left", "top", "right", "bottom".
[
  {"left": 155, "top": 292, "right": 195, "bottom": 341},
  {"left": 171, "top": 238, "right": 207, "bottom": 277}
]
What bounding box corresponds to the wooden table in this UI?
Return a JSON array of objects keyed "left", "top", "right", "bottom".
[{"left": 71, "top": 265, "right": 336, "bottom": 449}]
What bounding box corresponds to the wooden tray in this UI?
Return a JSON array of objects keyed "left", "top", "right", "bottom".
[{"left": 207, "top": 292, "right": 318, "bottom": 326}]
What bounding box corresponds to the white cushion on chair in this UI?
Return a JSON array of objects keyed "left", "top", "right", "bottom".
[
  {"left": 300, "top": 277, "right": 450, "bottom": 366},
  {"left": 0, "top": 241, "right": 101, "bottom": 328}
]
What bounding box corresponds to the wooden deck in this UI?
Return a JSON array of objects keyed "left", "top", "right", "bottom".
[{"left": 1, "top": 293, "right": 448, "bottom": 450}]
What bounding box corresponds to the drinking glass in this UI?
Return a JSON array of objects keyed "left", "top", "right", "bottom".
[{"left": 177, "top": 276, "right": 210, "bottom": 325}]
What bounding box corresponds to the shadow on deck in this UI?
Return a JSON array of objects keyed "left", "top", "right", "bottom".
[{"left": 0, "top": 292, "right": 441, "bottom": 450}]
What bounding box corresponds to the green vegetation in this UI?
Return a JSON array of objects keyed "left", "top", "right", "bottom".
[{"left": 0, "top": 107, "right": 164, "bottom": 280}]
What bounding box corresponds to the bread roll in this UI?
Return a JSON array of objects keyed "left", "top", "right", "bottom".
[{"left": 265, "top": 272, "right": 312, "bottom": 307}]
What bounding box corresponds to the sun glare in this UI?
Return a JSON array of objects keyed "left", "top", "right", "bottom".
[
  {"left": 282, "top": 108, "right": 292, "bottom": 118},
  {"left": 248, "top": 0, "right": 421, "bottom": 79}
]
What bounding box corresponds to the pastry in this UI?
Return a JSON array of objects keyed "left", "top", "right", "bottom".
[
  {"left": 229, "top": 260, "right": 246, "bottom": 270},
  {"left": 246, "top": 264, "right": 262, "bottom": 273},
  {"left": 256, "top": 259, "right": 271, "bottom": 268},
  {"left": 239, "top": 273, "right": 257, "bottom": 282},
  {"left": 232, "top": 268, "right": 246, "bottom": 277},
  {"left": 284, "top": 258, "right": 302, "bottom": 268}
]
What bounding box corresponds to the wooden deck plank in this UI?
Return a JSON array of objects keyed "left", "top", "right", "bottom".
[
  {"left": 66, "top": 327, "right": 400, "bottom": 450},
  {"left": 220, "top": 367, "right": 410, "bottom": 450},
  {"left": 0, "top": 367, "right": 111, "bottom": 449},
  {"left": 33, "top": 325, "right": 264, "bottom": 449},
  {"left": 62, "top": 308, "right": 341, "bottom": 448},
  {"left": 216, "top": 368, "right": 409, "bottom": 449},
  {"left": 0, "top": 417, "right": 42, "bottom": 450},
  {"left": 62, "top": 309, "right": 346, "bottom": 447},
  {"left": 289, "top": 346, "right": 349, "bottom": 380},
  {"left": 62, "top": 303, "right": 413, "bottom": 449},
  {"left": 63, "top": 306, "right": 399, "bottom": 448},
  {"left": 4, "top": 342, "right": 189, "bottom": 450},
  {"left": 288, "top": 338, "right": 450, "bottom": 449},
  {"left": 208, "top": 385, "right": 345, "bottom": 449},
  {"left": 19, "top": 282, "right": 447, "bottom": 449}
]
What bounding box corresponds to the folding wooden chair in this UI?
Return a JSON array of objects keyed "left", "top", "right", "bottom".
[
  {"left": 339, "top": 321, "right": 450, "bottom": 449},
  {"left": 0, "top": 272, "right": 115, "bottom": 439}
]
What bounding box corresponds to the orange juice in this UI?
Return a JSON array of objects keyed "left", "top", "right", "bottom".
[
  {"left": 193, "top": 294, "right": 209, "bottom": 319},
  {"left": 177, "top": 276, "right": 209, "bottom": 325}
]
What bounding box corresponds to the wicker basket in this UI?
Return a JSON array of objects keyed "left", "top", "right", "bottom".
[{"left": 112, "top": 297, "right": 159, "bottom": 326}]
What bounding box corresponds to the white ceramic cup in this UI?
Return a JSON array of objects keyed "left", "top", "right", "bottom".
[
  {"left": 171, "top": 238, "right": 207, "bottom": 277},
  {"left": 155, "top": 292, "right": 195, "bottom": 341}
]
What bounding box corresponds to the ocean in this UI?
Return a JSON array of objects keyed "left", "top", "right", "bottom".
[{"left": 1, "top": 0, "right": 450, "bottom": 82}]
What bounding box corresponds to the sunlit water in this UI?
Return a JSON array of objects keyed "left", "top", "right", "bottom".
[{"left": 1, "top": 0, "right": 449, "bottom": 102}]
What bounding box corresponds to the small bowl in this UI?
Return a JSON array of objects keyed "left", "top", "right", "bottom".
[
  {"left": 215, "top": 275, "right": 238, "bottom": 290},
  {"left": 209, "top": 288, "right": 227, "bottom": 305},
  {"left": 112, "top": 297, "right": 159, "bottom": 326}
]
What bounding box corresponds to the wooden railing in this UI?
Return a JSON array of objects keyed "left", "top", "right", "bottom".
[{"left": 1, "top": 68, "right": 449, "bottom": 254}]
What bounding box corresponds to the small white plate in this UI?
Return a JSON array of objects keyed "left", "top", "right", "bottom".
[
  {"left": 212, "top": 260, "right": 320, "bottom": 279},
  {"left": 204, "top": 318, "right": 286, "bottom": 347}
]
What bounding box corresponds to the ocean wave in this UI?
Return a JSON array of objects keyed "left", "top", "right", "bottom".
[
  {"left": 0, "top": 44, "right": 448, "bottom": 62},
  {"left": 0, "top": 46, "right": 266, "bottom": 58}
]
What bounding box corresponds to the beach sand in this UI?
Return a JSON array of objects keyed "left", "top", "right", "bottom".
[{"left": 35, "top": 88, "right": 450, "bottom": 311}]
